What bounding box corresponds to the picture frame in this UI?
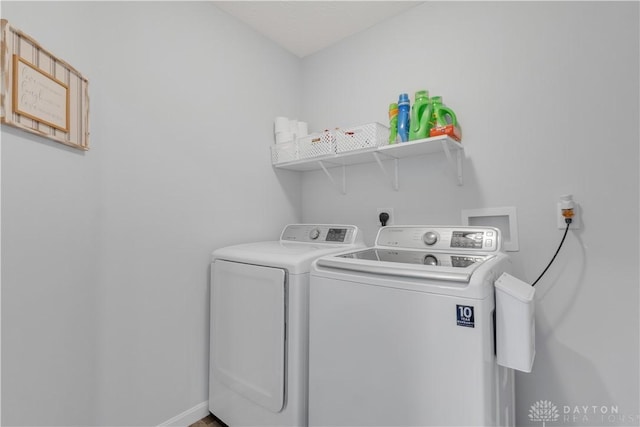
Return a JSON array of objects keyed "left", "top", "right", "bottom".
[
  {"left": 1, "top": 19, "right": 89, "bottom": 150},
  {"left": 13, "top": 55, "right": 70, "bottom": 132}
]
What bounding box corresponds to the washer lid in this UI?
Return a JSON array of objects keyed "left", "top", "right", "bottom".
[{"left": 317, "top": 248, "right": 495, "bottom": 283}]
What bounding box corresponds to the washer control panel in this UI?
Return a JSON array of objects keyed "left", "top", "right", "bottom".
[
  {"left": 376, "top": 226, "right": 500, "bottom": 252},
  {"left": 281, "top": 224, "right": 359, "bottom": 244}
]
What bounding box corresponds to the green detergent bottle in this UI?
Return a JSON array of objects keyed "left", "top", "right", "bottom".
[
  {"left": 432, "top": 96, "right": 458, "bottom": 127},
  {"left": 388, "top": 102, "right": 398, "bottom": 144},
  {"left": 409, "top": 90, "right": 433, "bottom": 141},
  {"left": 429, "top": 96, "right": 443, "bottom": 130},
  {"left": 429, "top": 96, "right": 462, "bottom": 141}
]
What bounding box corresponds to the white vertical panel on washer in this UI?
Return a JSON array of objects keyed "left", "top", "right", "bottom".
[
  {"left": 309, "top": 275, "right": 494, "bottom": 426},
  {"left": 211, "top": 260, "right": 286, "bottom": 413}
]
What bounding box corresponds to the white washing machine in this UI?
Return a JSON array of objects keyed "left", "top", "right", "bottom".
[
  {"left": 309, "top": 226, "right": 515, "bottom": 427},
  {"left": 209, "top": 224, "right": 364, "bottom": 427}
]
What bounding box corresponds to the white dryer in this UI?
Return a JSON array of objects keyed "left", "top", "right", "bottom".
[
  {"left": 309, "top": 226, "right": 515, "bottom": 427},
  {"left": 209, "top": 224, "right": 364, "bottom": 427}
]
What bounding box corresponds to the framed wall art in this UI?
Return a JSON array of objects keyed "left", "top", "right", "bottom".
[{"left": 1, "top": 19, "right": 89, "bottom": 150}]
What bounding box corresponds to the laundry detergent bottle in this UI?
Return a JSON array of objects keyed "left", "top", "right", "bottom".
[
  {"left": 432, "top": 96, "right": 458, "bottom": 128},
  {"left": 428, "top": 96, "right": 462, "bottom": 141},
  {"left": 409, "top": 90, "right": 433, "bottom": 141},
  {"left": 397, "top": 93, "right": 410, "bottom": 142},
  {"left": 388, "top": 102, "right": 399, "bottom": 144},
  {"left": 429, "top": 96, "right": 443, "bottom": 130}
]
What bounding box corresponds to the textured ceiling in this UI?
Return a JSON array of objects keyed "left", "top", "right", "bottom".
[{"left": 213, "top": 1, "right": 423, "bottom": 58}]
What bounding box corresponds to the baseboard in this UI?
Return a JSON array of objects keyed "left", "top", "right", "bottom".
[{"left": 158, "top": 401, "right": 209, "bottom": 427}]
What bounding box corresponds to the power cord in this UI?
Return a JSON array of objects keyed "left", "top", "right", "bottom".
[{"left": 532, "top": 213, "right": 573, "bottom": 287}]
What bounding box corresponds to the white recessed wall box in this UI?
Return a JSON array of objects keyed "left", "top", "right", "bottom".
[{"left": 461, "top": 206, "right": 519, "bottom": 252}]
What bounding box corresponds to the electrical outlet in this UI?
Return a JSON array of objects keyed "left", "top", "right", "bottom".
[
  {"left": 377, "top": 208, "right": 394, "bottom": 226},
  {"left": 557, "top": 195, "right": 581, "bottom": 229}
]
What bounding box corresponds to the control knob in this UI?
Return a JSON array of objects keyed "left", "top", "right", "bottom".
[
  {"left": 309, "top": 228, "right": 321, "bottom": 240},
  {"left": 423, "top": 255, "right": 438, "bottom": 266},
  {"left": 422, "top": 231, "right": 439, "bottom": 246}
]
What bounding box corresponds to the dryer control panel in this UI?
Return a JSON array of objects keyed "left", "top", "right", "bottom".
[
  {"left": 376, "top": 226, "right": 501, "bottom": 253},
  {"left": 281, "top": 224, "right": 360, "bottom": 244}
]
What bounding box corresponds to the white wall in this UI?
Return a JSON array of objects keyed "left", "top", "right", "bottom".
[
  {"left": 1, "top": 2, "right": 302, "bottom": 426},
  {"left": 2, "top": 2, "right": 638, "bottom": 426},
  {"left": 300, "top": 2, "right": 639, "bottom": 425}
]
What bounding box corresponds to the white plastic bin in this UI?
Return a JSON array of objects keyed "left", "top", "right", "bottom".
[
  {"left": 335, "top": 122, "right": 389, "bottom": 153},
  {"left": 271, "top": 140, "right": 298, "bottom": 164},
  {"left": 494, "top": 272, "right": 536, "bottom": 373},
  {"left": 297, "top": 130, "right": 336, "bottom": 160}
]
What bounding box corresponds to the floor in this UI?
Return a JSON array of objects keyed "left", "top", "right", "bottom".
[{"left": 189, "top": 413, "right": 227, "bottom": 427}]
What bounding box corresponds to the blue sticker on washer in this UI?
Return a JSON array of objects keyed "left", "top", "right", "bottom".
[{"left": 456, "top": 305, "right": 475, "bottom": 328}]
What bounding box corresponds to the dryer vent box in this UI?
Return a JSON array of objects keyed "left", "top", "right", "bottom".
[
  {"left": 495, "top": 272, "right": 535, "bottom": 373},
  {"left": 462, "top": 207, "right": 519, "bottom": 252}
]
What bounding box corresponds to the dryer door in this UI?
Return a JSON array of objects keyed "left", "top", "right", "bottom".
[{"left": 211, "top": 260, "right": 286, "bottom": 413}]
